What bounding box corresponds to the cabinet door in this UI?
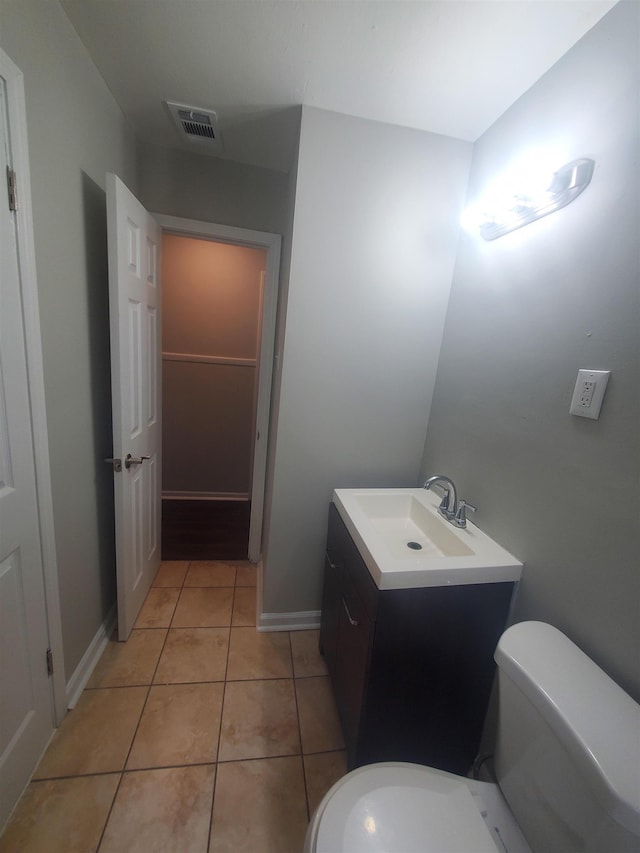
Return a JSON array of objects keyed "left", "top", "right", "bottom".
[
  {"left": 319, "top": 552, "right": 342, "bottom": 680},
  {"left": 333, "top": 574, "right": 373, "bottom": 768}
]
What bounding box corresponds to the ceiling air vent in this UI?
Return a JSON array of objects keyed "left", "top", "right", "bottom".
[{"left": 165, "top": 101, "right": 223, "bottom": 153}]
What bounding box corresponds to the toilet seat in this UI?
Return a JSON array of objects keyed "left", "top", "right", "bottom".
[{"left": 305, "top": 762, "right": 532, "bottom": 853}]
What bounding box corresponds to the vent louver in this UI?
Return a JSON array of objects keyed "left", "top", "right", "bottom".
[
  {"left": 165, "top": 101, "right": 223, "bottom": 153},
  {"left": 178, "top": 109, "right": 216, "bottom": 139}
]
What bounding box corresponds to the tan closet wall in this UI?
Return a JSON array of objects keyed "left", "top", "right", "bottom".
[{"left": 162, "top": 235, "right": 266, "bottom": 497}]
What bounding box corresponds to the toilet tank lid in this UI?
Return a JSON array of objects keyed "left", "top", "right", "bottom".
[{"left": 495, "top": 621, "right": 640, "bottom": 837}]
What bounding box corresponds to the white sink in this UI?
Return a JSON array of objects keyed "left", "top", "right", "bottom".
[{"left": 333, "top": 488, "right": 523, "bottom": 590}]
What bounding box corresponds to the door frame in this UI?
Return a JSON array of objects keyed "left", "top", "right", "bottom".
[
  {"left": 154, "top": 214, "right": 281, "bottom": 562},
  {"left": 1, "top": 49, "right": 66, "bottom": 724}
]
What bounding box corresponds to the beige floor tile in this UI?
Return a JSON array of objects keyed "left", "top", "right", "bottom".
[
  {"left": 134, "top": 588, "right": 180, "bottom": 629},
  {"left": 172, "top": 587, "right": 233, "bottom": 627},
  {"left": 152, "top": 561, "right": 189, "bottom": 587},
  {"left": 99, "top": 765, "right": 215, "bottom": 853},
  {"left": 0, "top": 774, "right": 119, "bottom": 853},
  {"left": 296, "top": 677, "right": 345, "bottom": 754},
  {"left": 154, "top": 627, "right": 229, "bottom": 683},
  {"left": 303, "top": 751, "right": 348, "bottom": 817},
  {"left": 235, "top": 563, "right": 257, "bottom": 587},
  {"left": 291, "top": 629, "right": 328, "bottom": 678},
  {"left": 210, "top": 757, "right": 308, "bottom": 853},
  {"left": 87, "top": 629, "right": 166, "bottom": 688},
  {"left": 219, "top": 679, "right": 300, "bottom": 761},
  {"left": 184, "top": 560, "right": 236, "bottom": 587},
  {"left": 232, "top": 586, "right": 256, "bottom": 626},
  {"left": 127, "top": 682, "right": 223, "bottom": 769},
  {"left": 33, "top": 687, "right": 147, "bottom": 778},
  {"left": 226, "top": 627, "right": 292, "bottom": 680}
]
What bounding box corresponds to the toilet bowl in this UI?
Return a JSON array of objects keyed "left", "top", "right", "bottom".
[
  {"left": 304, "top": 622, "right": 640, "bottom": 853},
  {"left": 303, "top": 761, "right": 531, "bottom": 853}
]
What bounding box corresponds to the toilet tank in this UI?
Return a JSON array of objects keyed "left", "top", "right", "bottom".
[{"left": 494, "top": 621, "right": 640, "bottom": 853}]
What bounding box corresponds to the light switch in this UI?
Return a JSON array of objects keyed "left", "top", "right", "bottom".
[{"left": 569, "top": 369, "right": 610, "bottom": 419}]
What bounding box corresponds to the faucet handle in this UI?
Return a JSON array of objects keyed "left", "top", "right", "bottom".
[
  {"left": 438, "top": 488, "right": 452, "bottom": 514},
  {"left": 453, "top": 499, "right": 476, "bottom": 528}
]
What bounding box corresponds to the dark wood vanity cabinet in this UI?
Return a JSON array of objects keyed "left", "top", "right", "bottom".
[{"left": 320, "top": 503, "right": 514, "bottom": 775}]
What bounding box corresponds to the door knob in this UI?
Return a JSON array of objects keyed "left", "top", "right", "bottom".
[
  {"left": 104, "top": 457, "right": 122, "bottom": 473},
  {"left": 125, "top": 453, "right": 151, "bottom": 470}
]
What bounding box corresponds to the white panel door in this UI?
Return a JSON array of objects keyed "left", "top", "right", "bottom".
[
  {"left": 0, "top": 77, "right": 53, "bottom": 829},
  {"left": 107, "top": 174, "right": 161, "bottom": 640}
]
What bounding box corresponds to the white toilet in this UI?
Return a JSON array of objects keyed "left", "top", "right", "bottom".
[{"left": 304, "top": 621, "right": 640, "bottom": 853}]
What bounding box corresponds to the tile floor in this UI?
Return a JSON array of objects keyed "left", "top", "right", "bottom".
[{"left": 1, "top": 561, "right": 347, "bottom": 853}]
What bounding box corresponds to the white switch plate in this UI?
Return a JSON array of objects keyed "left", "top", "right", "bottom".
[{"left": 570, "top": 369, "right": 610, "bottom": 419}]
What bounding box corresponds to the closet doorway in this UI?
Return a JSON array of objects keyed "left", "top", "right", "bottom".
[{"left": 155, "top": 216, "right": 281, "bottom": 563}]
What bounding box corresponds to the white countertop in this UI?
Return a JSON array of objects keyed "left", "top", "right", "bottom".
[{"left": 333, "top": 488, "right": 523, "bottom": 590}]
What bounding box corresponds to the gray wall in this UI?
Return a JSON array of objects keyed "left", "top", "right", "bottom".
[
  {"left": 263, "top": 106, "right": 472, "bottom": 615},
  {"left": 163, "top": 362, "right": 255, "bottom": 494},
  {"left": 0, "top": 1, "right": 138, "bottom": 677},
  {"left": 137, "top": 139, "right": 291, "bottom": 236},
  {"left": 421, "top": 1, "right": 640, "bottom": 700},
  {"left": 261, "top": 115, "right": 301, "bottom": 578},
  {"left": 162, "top": 235, "right": 265, "bottom": 496}
]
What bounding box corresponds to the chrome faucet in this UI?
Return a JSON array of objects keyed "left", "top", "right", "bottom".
[
  {"left": 423, "top": 474, "right": 477, "bottom": 528},
  {"left": 423, "top": 474, "right": 458, "bottom": 520}
]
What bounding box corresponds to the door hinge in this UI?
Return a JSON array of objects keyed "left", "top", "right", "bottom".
[
  {"left": 46, "top": 648, "right": 54, "bottom": 676},
  {"left": 6, "top": 167, "right": 17, "bottom": 212}
]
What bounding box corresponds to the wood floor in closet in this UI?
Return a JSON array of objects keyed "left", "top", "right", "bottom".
[{"left": 161, "top": 499, "right": 250, "bottom": 560}]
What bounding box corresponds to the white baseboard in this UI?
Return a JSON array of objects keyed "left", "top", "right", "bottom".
[
  {"left": 162, "top": 491, "right": 249, "bottom": 501},
  {"left": 65, "top": 604, "right": 117, "bottom": 709},
  {"left": 257, "top": 610, "right": 321, "bottom": 632}
]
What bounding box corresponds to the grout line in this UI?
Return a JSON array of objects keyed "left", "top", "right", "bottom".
[
  {"left": 230, "top": 579, "right": 238, "bottom": 630},
  {"left": 148, "top": 628, "right": 173, "bottom": 686},
  {"left": 94, "top": 694, "right": 153, "bottom": 850},
  {"left": 29, "top": 769, "right": 124, "bottom": 783},
  {"left": 94, "top": 772, "right": 123, "bottom": 853},
  {"left": 296, "top": 747, "right": 346, "bottom": 758},
  {"left": 224, "top": 674, "right": 297, "bottom": 682},
  {"left": 292, "top": 672, "right": 330, "bottom": 681},
  {"left": 288, "top": 631, "right": 312, "bottom": 821},
  {"left": 215, "top": 751, "right": 306, "bottom": 765},
  {"left": 30, "top": 746, "right": 340, "bottom": 784},
  {"left": 118, "top": 681, "right": 154, "bottom": 770},
  {"left": 115, "top": 578, "right": 176, "bottom": 778},
  {"left": 207, "top": 604, "right": 233, "bottom": 852},
  {"left": 85, "top": 675, "right": 255, "bottom": 690},
  {"left": 118, "top": 759, "right": 219, "bottom": 774}
]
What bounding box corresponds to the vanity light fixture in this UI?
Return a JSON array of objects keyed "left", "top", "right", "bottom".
[{"left": 465, "top": 158, "right": 595, "bottom": 241}]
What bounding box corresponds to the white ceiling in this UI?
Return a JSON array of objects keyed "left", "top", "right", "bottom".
[{"left": 61, "top": 0, "right": 616, "bottom": 173}]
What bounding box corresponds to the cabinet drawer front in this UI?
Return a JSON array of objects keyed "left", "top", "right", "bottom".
[
  {"left": 334, "top": 595, "right": 373, "bottom": 765},
  {"left": 341, "top": 569, "right": 369, "bottom": 627},
  {"left": 329, "top": 503, "right": 378, "bottom": 621},
  {"left": 319, "top": 553, "right": 343, "bottom": 679}
]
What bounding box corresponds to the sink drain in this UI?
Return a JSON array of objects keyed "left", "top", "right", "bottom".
[{"left": 407, "top": 541, "right": 423, "bottom": 550}]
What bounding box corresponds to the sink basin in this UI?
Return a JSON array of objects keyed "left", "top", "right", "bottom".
[{"left": 333, "top": 488, "right": 523, "bottom": 590}]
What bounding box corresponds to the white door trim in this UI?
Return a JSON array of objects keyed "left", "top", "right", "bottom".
[
  {"left": 154, "top": 214, "right": 281, "bottom": 563},
  {"left": 0, "top": 50, "right": 66, "bottom": 723}
]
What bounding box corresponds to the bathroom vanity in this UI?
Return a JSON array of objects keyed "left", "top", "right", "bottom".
[{"left": 320, "top": 490, "right": 522, "bottom": 775}]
